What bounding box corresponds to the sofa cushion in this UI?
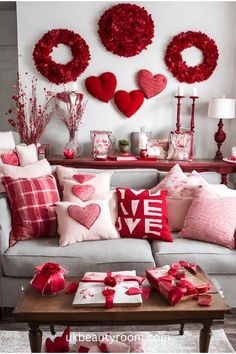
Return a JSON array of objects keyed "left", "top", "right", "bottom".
[
  {"left": 152, "top": 234, "right": 236, "bottom": 275},
  {"left": 2, "top": 238, "right": 155, "bottom": 277}
]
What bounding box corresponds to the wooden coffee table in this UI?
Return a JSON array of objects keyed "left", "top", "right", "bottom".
[{"left": 13, "top": 269, "right": 229, "bottom": 353}]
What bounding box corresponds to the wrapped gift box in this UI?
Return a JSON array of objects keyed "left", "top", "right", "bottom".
[
  {"left": 146, "top": 263, "right": 209, "bottom": 305},
  {"left": 73, "top": 271, "right": 144, "bottom": 308}
]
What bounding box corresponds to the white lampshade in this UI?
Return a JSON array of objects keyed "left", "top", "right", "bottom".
[{"left": 208, "top": 98, "right": 235, "bottom": 119}]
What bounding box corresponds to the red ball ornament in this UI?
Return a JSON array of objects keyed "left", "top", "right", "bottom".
[
  {"left": 98, "top": 3, "right": 154, "bottom": 57},
  {"left": 33, "top": 29, "right": 91, "bottom": 85},
  {"left": 165, "top": 31, "right": 219, "bottom": 83}
]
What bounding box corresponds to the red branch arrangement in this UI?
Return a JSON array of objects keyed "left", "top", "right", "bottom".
[
  {"left": 165, "top": 31, "right": 219, "bottom": 83},
  {"left": 7, "top": 74, "right": 53, "bottom": 145},
  {"left": 54, "top": 91, "right": 86, "bottom": 138},
  {"left": 98, "top": 3, "right": 154, "bottom": 57}
]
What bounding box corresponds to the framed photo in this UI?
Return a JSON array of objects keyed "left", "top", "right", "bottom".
[{"left": 167, "top": 130, "right": 193, "bottom": 161}]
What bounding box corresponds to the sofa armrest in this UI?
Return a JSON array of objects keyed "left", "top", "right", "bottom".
[{"left": 0, "top": 196, "right": 11, "bottom": 255}]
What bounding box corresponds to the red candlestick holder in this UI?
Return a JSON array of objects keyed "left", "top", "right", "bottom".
[
  {"left": 189, "top": 96, "right": 199, "bottom": 132},
  {"left": 214, "top": 119, "right": 226, "bottom": 160},
  {"left": 175, "top": 96, "right": 185, "bottom": 133}
]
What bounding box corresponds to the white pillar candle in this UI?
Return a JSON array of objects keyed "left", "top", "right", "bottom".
[
  {"left": 192, "top": 87, "right": 198, "bottom": 96},
  {"left": 177, "top": 85, "right": 184, "bottom": 96},
  {"left": 231, "top": 147, "right": 236, "bottom": 157},
  {"left": 139, "top": 133, "right": 148, "bottom": 149}
]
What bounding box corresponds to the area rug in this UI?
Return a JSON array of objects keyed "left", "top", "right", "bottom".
[{"left": 0, "top": 329, "right": 234, "bottom": 353}]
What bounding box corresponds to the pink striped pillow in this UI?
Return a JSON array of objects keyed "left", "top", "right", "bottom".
[
  {"left": 179, "top": 197, "right": 236, "bottom": 249},
  {"left": 3, "top": 175, "right": 60, "bottom": 246}
]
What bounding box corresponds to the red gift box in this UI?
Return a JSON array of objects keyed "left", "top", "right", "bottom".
[
  {"left": 146, "top": 262, "right": 209, "bottom": 305},
  {"left": 31, "top": 262, "right": 68, "bottom": 295}
]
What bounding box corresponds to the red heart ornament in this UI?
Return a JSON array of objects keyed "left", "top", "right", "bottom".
[
  {"left": 137, "top": 70, "right": 167, "bottom": 99},
  {"left": 73, "top": 174, "right": 95, "bottom": 184},
  {"left": 72, "top": 184, "right": 95, "bottom": 201},
  {"left": 85, "top": 72, "right": 117, "bottom": 103},
  {"left": 68, "top": 204, "right": 101, "bottom": 229},
  {"left": 64, "top": 149, "right": 75, "bottom": 159},
  {"left": 114, "top": 90, "right": 144, "bottom": 118}
]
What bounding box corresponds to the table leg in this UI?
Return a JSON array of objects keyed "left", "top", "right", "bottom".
[
  {"left": 199, "top": 321, "right": 212, "bottom": 353},
  {"left": 29, "top": 323, "right": 42, "bottom": 353},
  {"left": 220, "top": 173, "right": 228, "bottom": 185},
  {"left": 179, "top": 323, "right": 185, "bottom": 335}
]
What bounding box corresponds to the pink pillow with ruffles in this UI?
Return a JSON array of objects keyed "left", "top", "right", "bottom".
[{"left": 179, "top": 196, "right": 236, "bottom": 249}]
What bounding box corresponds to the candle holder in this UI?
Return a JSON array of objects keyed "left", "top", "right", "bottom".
[
  {"left": 189, "top": 96, "right": 199, "bottom": 133},
  {"left": 175, "top": 95, "right": 185, "bottom": 133}
]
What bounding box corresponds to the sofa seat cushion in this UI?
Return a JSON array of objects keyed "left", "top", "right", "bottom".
[
  {"left": 152, "top": 234, "right": 236, "bottom": 275},
  {"left": 2, "top": 238, "right": 155, "bottom": 277}
]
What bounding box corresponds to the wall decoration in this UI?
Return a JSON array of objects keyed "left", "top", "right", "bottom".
[
  {"left": 164, "top": 31, "right": 219, "bottom": 83},
  {"left": 85, "top": 72, "right": 117, "bottom": 103},
  {"left": 7, "top": 74, "right": 53, "bottom": 145},
  {"left": 137, "top": 70, "right": 167, "bottom": 99},
  {"left": 33, "top": 29, "right": 91, "bottom": 85},
  {"left": 98, "top": 3, "right": 154, "bottom": 57},
  {"left": 114, "top": 90, "right": 144, "bottom": 118}
]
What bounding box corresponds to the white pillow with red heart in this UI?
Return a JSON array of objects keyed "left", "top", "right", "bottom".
[
  {"left": 56, "top": 166, "right": 112, "bottom": 195},
  {"left": 55, "top": 200, "right": 119, "bottom": 246}
]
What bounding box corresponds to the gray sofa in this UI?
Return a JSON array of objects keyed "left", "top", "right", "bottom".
[{"left": 0, "top": 168, "right": 235, "bottom": 308}]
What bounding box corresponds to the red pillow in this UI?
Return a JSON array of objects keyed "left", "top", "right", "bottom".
[
  {"left": 116, "top": 188, "right": 172, "bottom": 242},
  {"left": 1, "top": 151, "right": 20, "bottom": 166},
  {"left": 2, "top": 175, "right": 60, "bottom": 246}
]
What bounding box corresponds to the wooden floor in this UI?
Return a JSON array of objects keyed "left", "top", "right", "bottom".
[{"left": 0, "top": 309, "right": 236, "bottom": 351}]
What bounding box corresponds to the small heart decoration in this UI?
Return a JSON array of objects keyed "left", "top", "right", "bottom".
[
  {"left": 68, "top": 204, "right": 101, "bottom": 229},
  {"left": 85, "top": 72, "right": 117, "bottom": 103},
  {"left": 72, "top": 184, "right": 95, "bottom": 201},
  {"left": 137, "top": 69, "right": 167, "bottom": 99},
  {"left": 64, "top": 149, "right": 75, "bottom": 159},
  {"left": 114, "top": 90, "right": 144, "bottom": 118},
  {"left": 73, "top": 174, "right": 95, "bottom": 184}
]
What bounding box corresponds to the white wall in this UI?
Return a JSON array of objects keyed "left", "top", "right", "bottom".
[{"left": 16, "top": 1, "right": 236, "bottom": 157}]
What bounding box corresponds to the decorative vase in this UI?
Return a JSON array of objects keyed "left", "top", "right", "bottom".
[
  {"left": 64, "top": 133, "right": 81, "bottom": 157},
  {"left": 119, "top": 144, "right": 129, "bottom": 154}
]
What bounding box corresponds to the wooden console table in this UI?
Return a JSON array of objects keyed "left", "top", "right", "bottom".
[{"left": 49, "top": 156, "right": 236, "bottom": 185}]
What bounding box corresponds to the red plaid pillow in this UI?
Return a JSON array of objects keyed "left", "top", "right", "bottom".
[
  {"left": 116, "top": 188, "right": 172, "bottom": 242},
  {"left": 2, "top": 175, "right": 60, "bottom": 246}
]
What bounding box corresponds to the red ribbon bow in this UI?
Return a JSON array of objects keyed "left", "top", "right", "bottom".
[{"left": 102, "top": 288, "right": 115, "bottom": 309}]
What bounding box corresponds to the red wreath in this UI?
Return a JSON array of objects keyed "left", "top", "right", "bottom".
[
  {"left": 98, "top": 3, "right": 154, "bottom": 57},
  {"left": 165, "top": 31, "right": 219, "bottom": 83},
  {"left": 33, "top": 29, "right": 91, "bottom": 85}
]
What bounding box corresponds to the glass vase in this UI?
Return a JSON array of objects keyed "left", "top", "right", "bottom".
[{"left": 64, "top": 133, "right": 81, "bottom": 157}]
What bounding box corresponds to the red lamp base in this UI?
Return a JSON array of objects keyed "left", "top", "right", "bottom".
[{"left": 214, "top": 119, "right": 226, "bottom": 160}]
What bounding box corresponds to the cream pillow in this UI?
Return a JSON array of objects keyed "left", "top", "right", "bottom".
[
  {"left": 3, "top": 158, "right": 51, "bottom": 178},
  {"left": 16, "top": 144, "right": 38, "bottom": 166},
  {"left": 0, "top": 131, "right": 15, "bottom": 149},
  {"left": 55, "top": 200, "right": 119, "bottom": 246}
]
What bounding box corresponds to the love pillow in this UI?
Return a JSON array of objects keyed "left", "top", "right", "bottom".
[
  {"left": 116, "top": 188, "right": 172, "bottom": 242},
  {"left": 55, "top": 200, "right": 119, "bottom": 246},
  {"left": 56, "top": 166, "right": 112, "bottom": 194}
]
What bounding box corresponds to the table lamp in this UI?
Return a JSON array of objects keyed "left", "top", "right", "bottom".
[{"left": 208, "top": 96, "right": 235, "bottom": 160}]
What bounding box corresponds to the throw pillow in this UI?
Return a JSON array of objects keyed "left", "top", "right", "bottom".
[
  {"left": 179, "top": 196, "right": 236, "bottom": 249},
  {"left": 55, "top": 200, "right": 119, "bottom": 246},
  {"left": 16, "top": 144, "right": 38, "bottom": 166},
  {"left": 62, "top": 180, "right": 118, "bottom": 224},
  {"left": 1, "top": 151, "right": 20, "bottom": 166},
  {"left": 0, "top": 131, "right": 15, "bottom": 149},
  {"left": 2, "top": 175, "right": 60, "bottom": 246},
  {"left": 116, "top": 188, "right": 172, "bottom": 242},
  {"left": 151, "top": 164, "right": 188, "bottom": 197},
  {"left": 2, "top": 158, "right": 51, "bottom": 178},
  {"left": 167, "top": 197, "right": 193, "bottom": 232},
  {"left": 56, "top": 165, "right": 112, "bottom": 194}
]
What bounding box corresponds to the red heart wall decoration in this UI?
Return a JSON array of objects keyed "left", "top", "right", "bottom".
[
  {"left": 85, "top": 72, "right": 117, "bottom": 103},
  {"left": 114, "top": 90, "right": 144, "bottom": 118},
  {"left": 68, "top": 204, "right": 101, "bottom": 229},
  {"left": 72, "top": 184, "right": 96, "bottom": 201},
  {"left": 137, "top": 69, "right": 167, "bottom": 99}
]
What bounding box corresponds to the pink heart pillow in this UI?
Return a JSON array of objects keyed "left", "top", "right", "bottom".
[{"left": 55, "top": 200, "right": 119, "bottom": 246}]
